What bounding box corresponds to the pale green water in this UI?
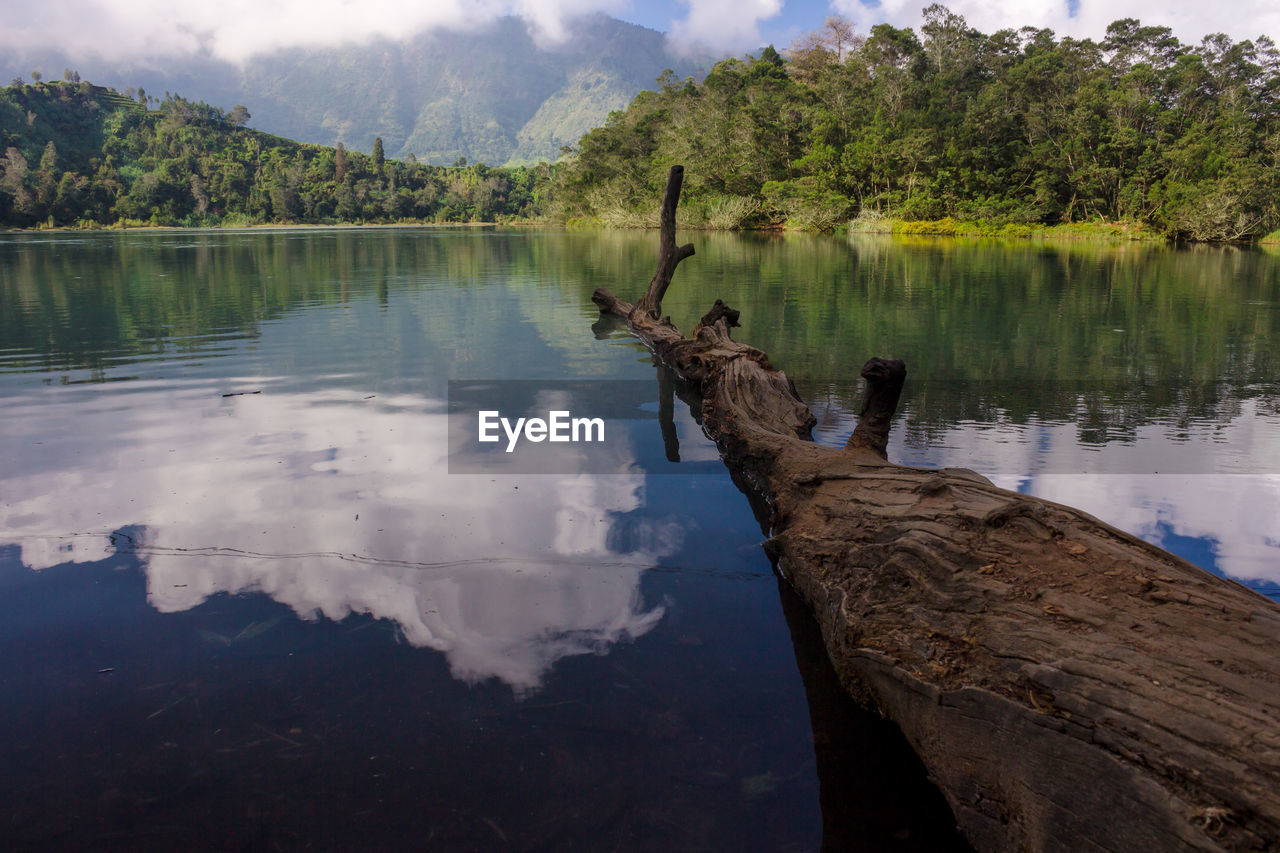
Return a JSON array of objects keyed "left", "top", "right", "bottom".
[{"left": 1, "top": 226, "right": 1277, "bottom": 849}]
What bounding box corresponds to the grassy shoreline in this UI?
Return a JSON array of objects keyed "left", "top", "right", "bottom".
[
  {"left": 9, "top": 215, "right": 1271, "bottom": 246},
  {"left": 846, "top": 214, "right": 1164, "bottom": 242},
  {"left": 567, "top": 213, "right": 1182, "bottom": 244},
  {"left": 1, "top": 219, "right": 546, "bottom": 234}
]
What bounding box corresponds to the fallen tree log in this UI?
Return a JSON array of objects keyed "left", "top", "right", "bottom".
[{"left": 593, "top": 166, "right": 1280, "bottom": 852}]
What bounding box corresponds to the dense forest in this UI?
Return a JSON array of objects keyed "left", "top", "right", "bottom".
[
  {"left": 4, "top": 6, "right": 1280, "bottom": 240},
  {"left": 0, "top": 80, "right": 549, "bottom": 228},
  {"left": 555, "top": 7, "right": 1280, "bottom": 241}
]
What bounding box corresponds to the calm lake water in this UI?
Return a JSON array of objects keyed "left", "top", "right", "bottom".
[{"left": 2, "top": 227, "right": 1278, "bottom": 849}]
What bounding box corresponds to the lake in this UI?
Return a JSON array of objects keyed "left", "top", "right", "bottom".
[{"left": 2, "top": 227, "right": 1278, "bottom": 850}]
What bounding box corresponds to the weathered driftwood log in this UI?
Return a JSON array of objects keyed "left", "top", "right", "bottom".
[{"left": 593, "top": 166, "right": 1280, "bottom": 852}]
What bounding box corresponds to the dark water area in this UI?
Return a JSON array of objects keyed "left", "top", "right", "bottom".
[{"left": 2, "top": 227, "right": 1278, "bottom": 849}]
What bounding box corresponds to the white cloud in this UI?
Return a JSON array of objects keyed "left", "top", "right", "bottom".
[
  {"left": 667, "top": 0, "right": 784, "bottom": 54},
  {"left": 0, "top": 0, "right": 633, "bottom": 63},
  {"left": 516, "top": 0, "right": 628, "bottom": 43},
  {"left": 830, "top": 0, "right": 1280, "bottom": 45},
  {"left": 0, "top": 0, "right": 790, "bottom": 62}
]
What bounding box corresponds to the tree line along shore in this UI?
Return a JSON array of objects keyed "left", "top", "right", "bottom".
[{"left": 3, "top": 8, "right": 1280, "bottom": 244}]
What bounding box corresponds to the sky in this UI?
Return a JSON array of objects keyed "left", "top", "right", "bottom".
[{"left": 0, "top": 0, "right": 1277, "bottom": 63}]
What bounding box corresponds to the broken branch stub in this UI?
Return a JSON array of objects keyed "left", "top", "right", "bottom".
[{"left": 846, "top": 357, "right": 907, "bottom": 460}]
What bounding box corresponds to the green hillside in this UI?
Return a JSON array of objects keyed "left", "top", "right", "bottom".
[
  {"left": 2, "top": 15, "right": 707, "bottom": 167},
  {"left": 555, "top": 14, "right": 1280, "bottom": 241},
  {"left": 0, "top": 80, "right": 548, "bottom": 228}
]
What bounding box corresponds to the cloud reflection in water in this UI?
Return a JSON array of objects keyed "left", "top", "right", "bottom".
[
  {"left": 875, "top": 400, "right": 1280, "bottom": 591},
  {"left": 1, "top": 385, "right": 679, "bottom": 693}
]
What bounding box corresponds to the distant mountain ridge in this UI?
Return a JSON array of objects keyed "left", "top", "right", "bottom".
[{"left": 1, "top": 15, "right": 709, "bottom": 166}]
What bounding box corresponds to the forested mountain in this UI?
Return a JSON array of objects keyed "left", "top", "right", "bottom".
[
  {"left": 556, "top": 10, "right": 1280, "bottom": 241},
  {"left": 1, "top": 15, "right": 706, "bottom": 167},
  {"left": 6, "top": 8, "right": 1280, "bottom": 240},
  {"left": 0, "top": 81, "right": 547, "bottom": 227}
]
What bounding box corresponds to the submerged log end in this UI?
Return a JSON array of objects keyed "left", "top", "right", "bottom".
[
  {"left": 845, "top": 357, "right": 907, "bottom": 460},
  {"left": 592, "top": 287, "right": 633, "bottom": 318}
]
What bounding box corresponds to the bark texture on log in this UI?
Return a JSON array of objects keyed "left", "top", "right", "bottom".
[{"left": 592, "top": 166, "right": 1280, "bottom": 852}]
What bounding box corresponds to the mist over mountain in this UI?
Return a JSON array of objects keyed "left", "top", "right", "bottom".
[{"left": 1, "top": 14, "right": 710, "bottom": 166}]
